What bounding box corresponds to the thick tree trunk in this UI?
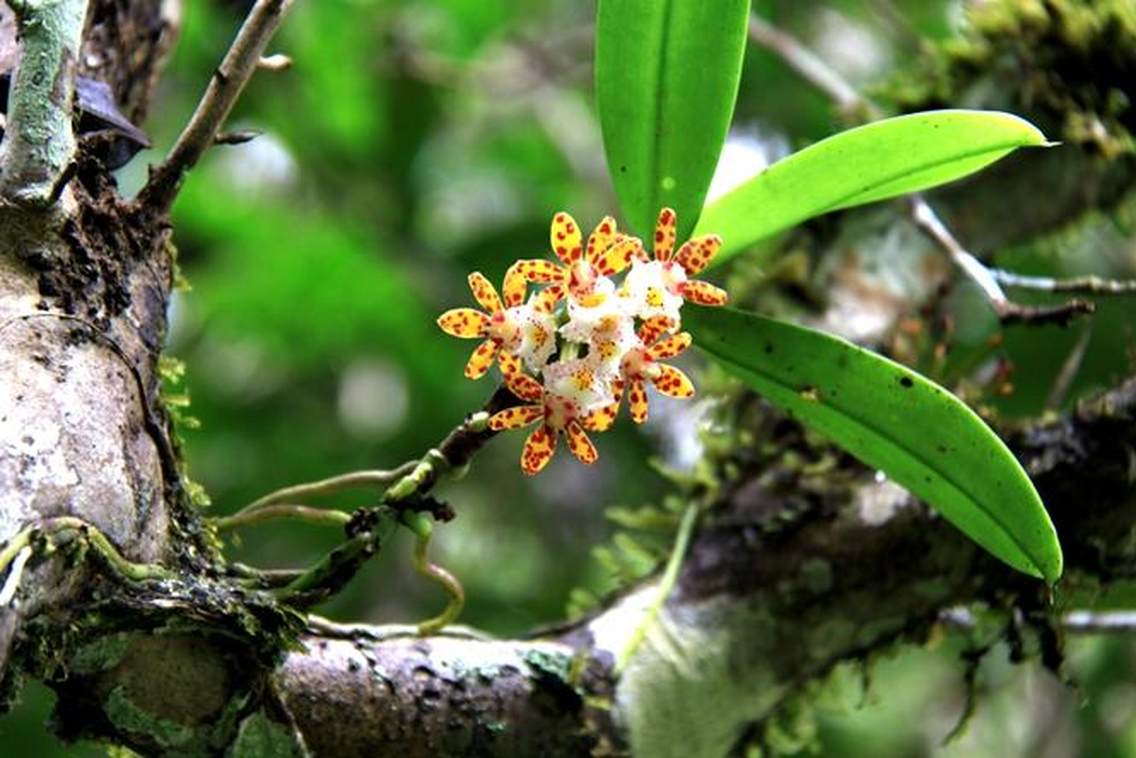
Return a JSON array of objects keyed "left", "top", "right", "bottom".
[{"left": 0, "top": 1, "right": 1133, "bottom": 756}]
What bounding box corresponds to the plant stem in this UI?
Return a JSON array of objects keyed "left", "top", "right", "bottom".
[
  {"left": 404, "top": 511, "right": 465, "bottom": 635},
  {"left": 222, "top": 464, "right": 416, "bottom": 526},
  {"left": 214, "top": 504, "right": 352, "bottom": 533}
]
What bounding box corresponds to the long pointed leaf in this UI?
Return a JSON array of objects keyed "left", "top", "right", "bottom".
[
  {"left": 596, "top": 0, "right": 750, "bottom": 240},
  {"left": 685, "top": 305, "right": 1063, "bottom": 581},
  {"left": 695, "top": 110, "right": 1050, "bottom": 266}
]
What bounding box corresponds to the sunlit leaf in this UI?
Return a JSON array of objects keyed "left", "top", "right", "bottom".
[
  {"left": 684, "top": 305, "right": 1063, "bottom": 581},
  {"left": 595, "top": 0, "right": 751, "bottom": 240},
  {"left": 696, "top": 110, "right": 1051, "bottom": 266}
]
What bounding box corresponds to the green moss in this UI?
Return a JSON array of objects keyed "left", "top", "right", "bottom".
[
  {"left": 759, "top": 692, "right": 820, "bottom": 756},
  {"left": 807, "top": 619, "right": 857, "bottom": 662},
  {"left": 521, "top": 648, "right": 573, "bottom": 682},
  {"left": 800, "top": 559, "right": 834, "bottom": 595},
  {"left": 884, "top": 0, "right": 1136, "bottom": 156},
  {"left": 227, "top": 711, "right": 301, "bottom": 758},
  {"left": 104, "top": 686, "right": 195, "bottom": 751},
  {"left": 69, "top": 633, "right": 131, "bottom": 676}
]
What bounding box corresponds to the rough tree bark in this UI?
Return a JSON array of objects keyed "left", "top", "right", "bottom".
[{"left": 0, "top": 1, "right": 1133, "bottom": 756}]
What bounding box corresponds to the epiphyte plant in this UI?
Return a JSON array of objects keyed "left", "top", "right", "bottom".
[
  {"left": 431, "top": 0, "right": 1064, "bottom": 584},
  {"left": 218, "top": 0, "right": 1064, "bottom": 651}
]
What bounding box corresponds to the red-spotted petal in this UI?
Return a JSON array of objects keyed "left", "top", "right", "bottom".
[
  {"left": 502, "top": 262, "right": 527, "bottom": 308},
  {"left": 513, "top": 258, "right": 566, "bottom": 284},
  {"left": 489, "top": 404, "right": 544, "bottom": 430},
  {"left": 438, "top": 308, "right": 490, "bottom": 338},
  {"left": 628, "top": 379, "right": 649, "bottom": 424},
  {"left": 550, "top": 212, "right": 584, "bottom": 265},
  {"left": 637, "top": 317, "right": 674, "bottom": 346},
  {"left": 592, "top": 236, "right": 642, "bottom": 277},
  {"left": 583, "top": 398, "right": 620, "bottom": 432},
  {"left": 648, "top": 332, "right": 692, "bottom": 360},
  {"left": 585, "top": 215, "right": 618, "bottom": 263},
  {"left": 565, "top": 421, "right": 598, "bottom": 464},
  {"left": 674, "top": 235, "right": 721, "bottom": 276},
  {"left": 497, "top": 350, "right": 522, "bottom": 376},
  {"left": 531, "top": 283, "right": 566, "bottom": 314},
  {"left": 652, "top": 364, "right": 695, "bottom": 398},
  {"left": 680, "top": 279, "right": 729, "bottom": 306},
  {"left": 653, "top": 207, "right": 677, "bottom": 261},
  {"left": 465, "top": 339, "right": 498, "bottom": 379},
  {"left": 505, "top": 371, "right": 544, "bottom": 403},
  {"left": 468, "top": 272, "right": 503, "bottom": 313},
  {"left": 521, "top": 424, "right": 557, "bottom": 475}
]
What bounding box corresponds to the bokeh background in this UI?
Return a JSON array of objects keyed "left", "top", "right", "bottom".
[{"left": 5, "top": 0, "right": 1136, "bottom": 755}]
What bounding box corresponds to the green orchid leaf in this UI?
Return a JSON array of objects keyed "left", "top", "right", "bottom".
[
  {"left": 684, "top": 305, "right": 1063, "bottom": 582},
  {"left": 695, "top": 110, "right": 1051, "bottom": 266},
  {"left": 596, "top": 0, "right": 751, "bottom": 241}
]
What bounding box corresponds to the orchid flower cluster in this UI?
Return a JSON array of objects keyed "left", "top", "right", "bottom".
[{"left": 437, "top": 208, "right": 728, "bottom": 475}]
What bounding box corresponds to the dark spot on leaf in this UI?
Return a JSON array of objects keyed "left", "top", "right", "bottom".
[
  {"left": 620, "top": 165, "right": 628, "bottom": 173},
  {"left": 764, "top": 343, "right": 774, "bottom": 354},
  {"left": 899, "top": 376, "right": 913, "bottom": 388},
  {"left": 937, "top": 444, "right": 947, "bottom": 453}
]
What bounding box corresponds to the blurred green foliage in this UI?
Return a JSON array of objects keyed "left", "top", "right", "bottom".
[{"left": 4, "top": 1, "right": 1136, "bottom": 755}]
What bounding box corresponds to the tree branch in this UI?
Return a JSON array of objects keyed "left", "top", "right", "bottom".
[
  {"left": 0, "top": 0, "right": 89, "bottom": 207},
  {"left": 136, "top": 0, "right": 293, "bottom": 212},
  {"left": 910, "top": 195, "right": 1096, "bottom": 326},
  {"left": 233, "top": 378, "right": 1136, "bottom": 756}
]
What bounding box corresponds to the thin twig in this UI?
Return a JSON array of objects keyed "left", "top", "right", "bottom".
[
  {"left": 990, "top": 269, "right": 1136, "bottom": 295},
  {"left": 747, "top": 13, "right": 873, "bottom": 120},
  {"left": 910, "top": 196, "right": 1008, "bottom": 304},
  {"left": 1046, "top": 323, "right": 1093, "bottom": 411},
  {"left": 911, "top": 196, "right": 1095, "bottom": 326},
  {"left": 1062, "top": 611, "right": 1136, "bottom": 634},
  {"left": 942, "top": 608, "right": 1136, "bottom": 635},
  {"left": 214, "top": 504, "right": 352, "bottom": 533},
  {"left": 746, "top": 12, "right": 1099, "bottom": 328},
  {"left": 910, "top": 197, "right": 1097, "bottom": 325},
  {"left": 137, "top": 0, "right": 295, "bottom": 212}
]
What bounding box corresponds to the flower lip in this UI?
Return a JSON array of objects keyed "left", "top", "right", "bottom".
[
  {"left": 623, "top": 259, "right": 685, "bottom": 326},
  {"left": 621, "top": 345, "right": 660, "bottom": 381},
  {"left": 542, "top": 392, "right": 580, "bottom": 430},
  {"left": 487, "top": 309, "right": 522, "bottom": 349}
]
